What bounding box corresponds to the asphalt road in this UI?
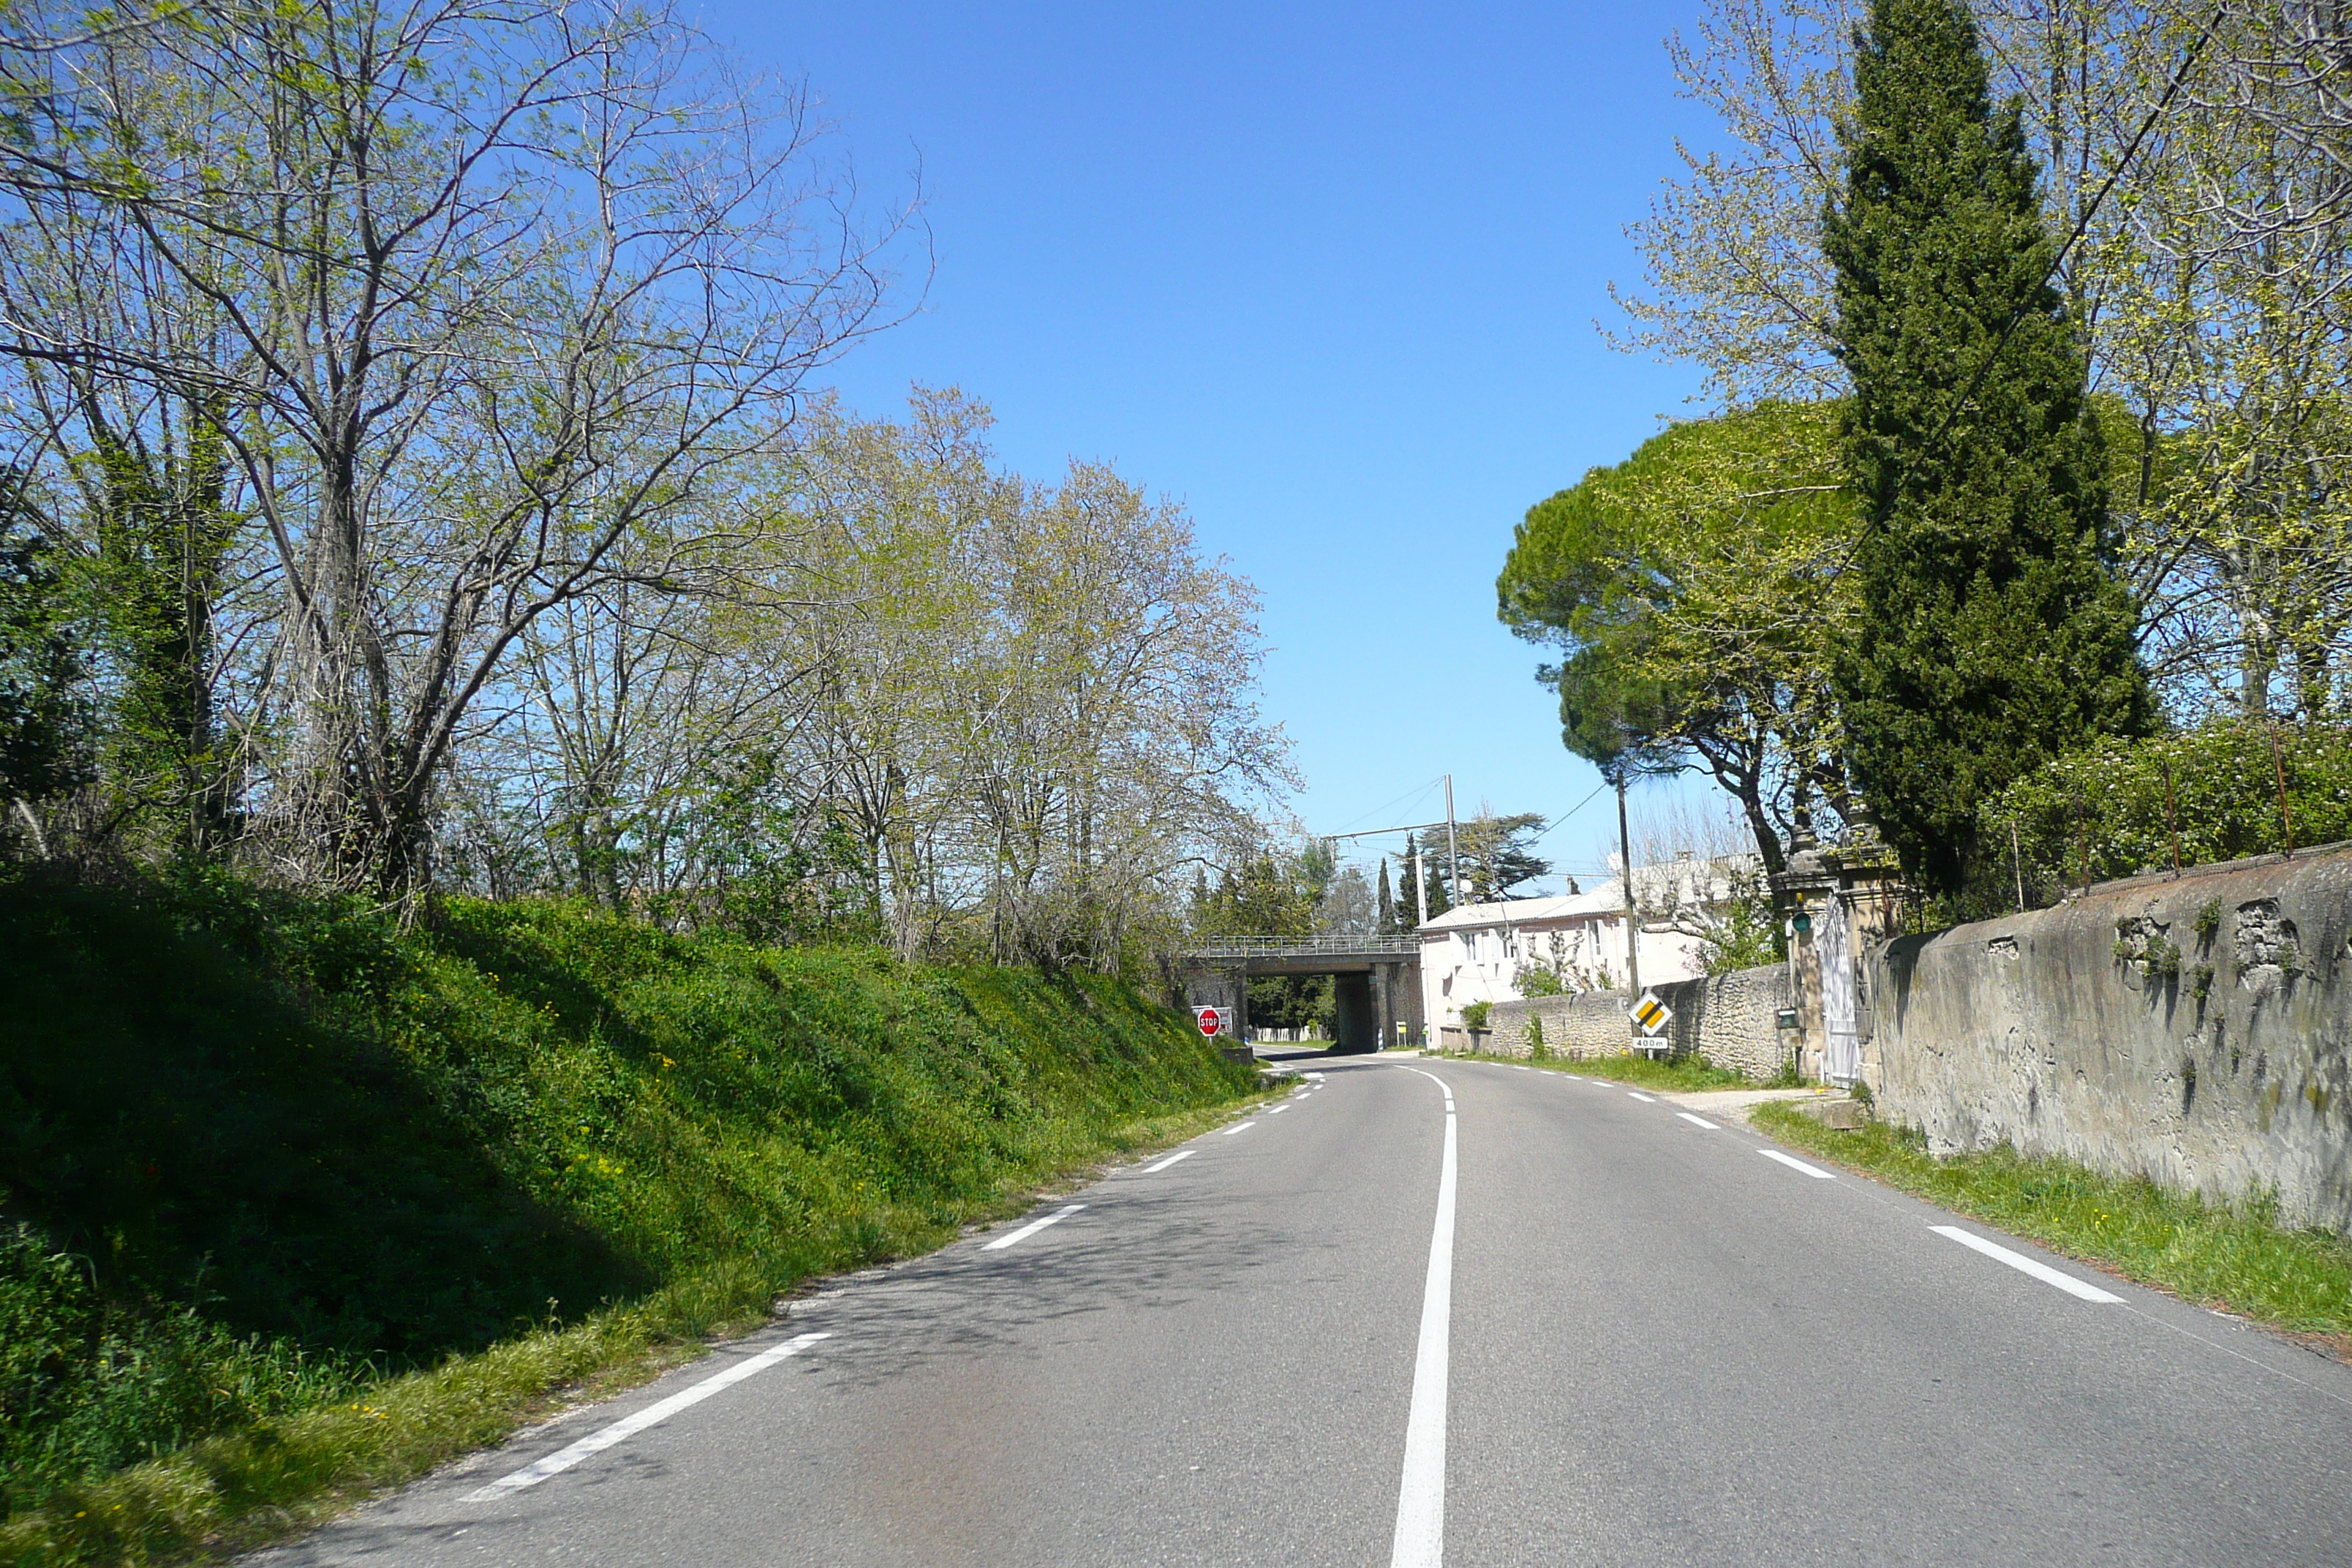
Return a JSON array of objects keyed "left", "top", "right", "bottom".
[{"left": 250, "top": 1054, "right": 2352, "bottom": 1567}]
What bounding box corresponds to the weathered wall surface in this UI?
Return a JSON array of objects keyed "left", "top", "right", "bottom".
[
  {"left": 1481, "top": 992, "right": 1628, "bottom": 1058},
  {"left": 1872, "top": 845, "right": 2352, "bottom": 1232},
  {"left": 1483, "top": 965, "right": 1789, "bottom": 1077},
  {"left": 1654, "top": 965, "right": 1792, "bottom": 1079}
]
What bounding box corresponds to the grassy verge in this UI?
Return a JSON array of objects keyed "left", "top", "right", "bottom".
[
  {"left": 0, "top": 874, "right": 1259, "bottom": 1564},
  {"left": 0, "top": 1098, "right": 1248, "bottom": 1567},
  {"left": 1752, "top": 1103, "right": 2352, "bottom": 1346},
  {"left": 1441, "top": 1049, "right": 1768, "bottom": 1093}
]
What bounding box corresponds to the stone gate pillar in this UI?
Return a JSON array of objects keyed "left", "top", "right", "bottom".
[
  {"left": 1771, "top": 805, "right": 1910, "bottom": 1088},
  {"left": 1830, "top": 810, "right": 1906, "bottom": 1091},
  {"left": 1771, "top": 812, "right": 1836, "bottom": 1083}
]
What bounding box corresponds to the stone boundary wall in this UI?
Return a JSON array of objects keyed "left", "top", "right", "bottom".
[
  {"left": 1481, "top": 992, "right": 1629, "bottom": 1059},
  {"left": 1872, "top": 844, "right": 2352, "bottom": 1233},
  {"left": 1482, "top": 964, "right": 1790, "bottom": 1078}
]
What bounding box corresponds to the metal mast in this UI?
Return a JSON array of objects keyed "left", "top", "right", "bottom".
[{"left": 1444, "top": 774, "right": 1461, "bottom": 909}]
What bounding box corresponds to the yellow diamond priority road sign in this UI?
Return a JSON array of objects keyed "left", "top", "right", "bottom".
[{"left": 1632, "top": 990, "right": 1672, "bottom": 1036}]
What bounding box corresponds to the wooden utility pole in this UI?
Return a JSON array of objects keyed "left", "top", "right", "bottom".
[
  {"left": 2271, "top": 725, "right": 2296, "bottom": 858},
  {"left": 2163, "top": 759, "right": 2182, "bottom": 878}
]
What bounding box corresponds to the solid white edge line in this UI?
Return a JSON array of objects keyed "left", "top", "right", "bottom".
[
  {"left": 1676, "top": 1112, "right": 1720, "bottom": 1130},
  {"left": 982, "top": 1202, "right": 1087, "bottom": 1251},
  {"left": 1759, "top": 1148, "right": 1836, "bottom": 1179},
  {"left": 1223, "top": 1120, "right": 1257, "bottom": 1135},
  {"left": 1140, "top": 1150, "right": 1194, "bottom": 1175},
  {"left": 1627, "top": 1091, "right": 1657, "bottom": 1102},
  {"left": 465, "top": 1332, "right": 829, "bottom": 1501},
  {"left": 1389, "top": 1066, "right": 1457, "bottom": 1568},
  {"left": 1932, "top": 1225, "right": 2124, "bottom": 1303}
]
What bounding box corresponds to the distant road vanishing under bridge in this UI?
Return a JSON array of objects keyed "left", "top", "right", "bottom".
[{"left": 1180, "top": 934, "right": 1422, "bottom": 1052}]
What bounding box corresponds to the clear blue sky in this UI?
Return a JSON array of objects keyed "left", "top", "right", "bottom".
[{"left": 724, "top": 2, "right": 1724, "bottom": 888}]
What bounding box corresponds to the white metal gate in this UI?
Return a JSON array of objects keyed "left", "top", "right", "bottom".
[{"left": 1818, "top": 890, "right": 1861, "bottom": 1085}]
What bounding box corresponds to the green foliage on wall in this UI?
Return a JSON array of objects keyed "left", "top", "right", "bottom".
[{"left": 1980, "top": 719, "right": 2352, "bottom": 900}]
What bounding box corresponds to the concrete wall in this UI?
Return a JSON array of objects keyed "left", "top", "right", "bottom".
[
  {"left": 1871, "top": 844, "right": 2352, "bottom": 1233},
  {"left": 1480, "top": 964, "right": 1790, "bottom": 1078}
]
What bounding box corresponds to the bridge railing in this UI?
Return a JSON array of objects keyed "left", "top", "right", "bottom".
[{"left": 1185, "top": 933, "right": 1422, "bottom": 958}]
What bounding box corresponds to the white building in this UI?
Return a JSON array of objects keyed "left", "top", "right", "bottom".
[{"left": 1415, "top": 856, "right": 1757, "bottom": 1033}]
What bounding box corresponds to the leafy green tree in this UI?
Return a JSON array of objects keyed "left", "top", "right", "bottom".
[
  {"left": 1295, "top": 837, "right": 1338, "bottom": 911},
  {"left": 78, "top": 411, "right": 241, "bottom": 858},
  {"left": 1191, "top": 851, "right": 1316, "bottom": 939},
  {"left": 1499, "top": 402, "right": 1858, "bottom": 874},
  {"left": 1822, "top": 0, "right": 2152, "bottom": 893},
  {"left": 0, "top": 478, "right": 91, "bottom": 827},
  {"left": 1247, "top": 973, "right": 1333, "bottom": 1035},
  {"left": 1452, "top": 811, "right": 1551, "bottom": 902}
]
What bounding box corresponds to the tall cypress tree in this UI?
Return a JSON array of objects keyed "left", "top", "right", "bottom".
[{"left": 1823, "top": 0, "right": 2150, "bottom": 894}]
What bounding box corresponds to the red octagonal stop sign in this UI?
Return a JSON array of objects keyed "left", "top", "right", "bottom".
[{"left": 1195, "top": 1006, "right": 1221, "bottom": 1037}]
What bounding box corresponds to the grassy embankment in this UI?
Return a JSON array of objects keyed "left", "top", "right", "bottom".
[
  {"left": 0, "top": 874, "right": 1259, "bottom": 1564},
  {"left": 1752, "top": 1103, "right": 2352, "bottom": 1347},
  {"left": 1439, "top": 1047, "right": 1771, "bottom": 1094}
]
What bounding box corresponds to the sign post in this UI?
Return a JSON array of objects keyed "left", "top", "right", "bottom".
[{"left": 1631, "top": 990, "right": 1672, "bottom": 1038}]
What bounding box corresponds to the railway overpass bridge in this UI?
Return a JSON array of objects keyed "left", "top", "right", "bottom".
[{"left": 1180, "top": 935, "right": 1423, "bottom": 1053}]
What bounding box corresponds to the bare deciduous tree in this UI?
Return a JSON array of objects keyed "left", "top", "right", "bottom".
[{"left": 0, "top": 0, "right": 911, "bottom": 902}]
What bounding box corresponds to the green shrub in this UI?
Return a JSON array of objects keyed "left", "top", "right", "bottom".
[
  {"left": 1980, "top": 718, "right": 2352, "bottom": 900},
  {"left": 1460, "top": 1000, "right": 1490, "bottom": 1030},
  {"left": 0, "top": 1226, "right": 362, "bottom": 1515}
]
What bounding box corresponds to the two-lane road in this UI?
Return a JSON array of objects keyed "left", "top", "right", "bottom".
[{"left": 252, "top": 1056, "right": 2352, "bottom": 1567}]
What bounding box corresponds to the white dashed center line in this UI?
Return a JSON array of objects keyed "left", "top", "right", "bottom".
[
  {"left": 1224, "top": 1120, "right": 1257, "bottom": 1136},
  {"left": 1759, "top": 1149, "right": 1835, "bottom": 1179},
  {"left": 1932, "top": 1226, "right": 2123, "bottom": 1302},
  {"left": 1140, "top": 1150, "right": 1194, "bottom": 1174},
  {"left": 1627, "top": 1091, "right": 1657, "bottom": 1103},
  {"left": 984, "top": 1203, "right": 1086, "bottom": 1250},
  {"left": 1676, "top": 1112, "right": 1720, "bottom": 1130}
]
